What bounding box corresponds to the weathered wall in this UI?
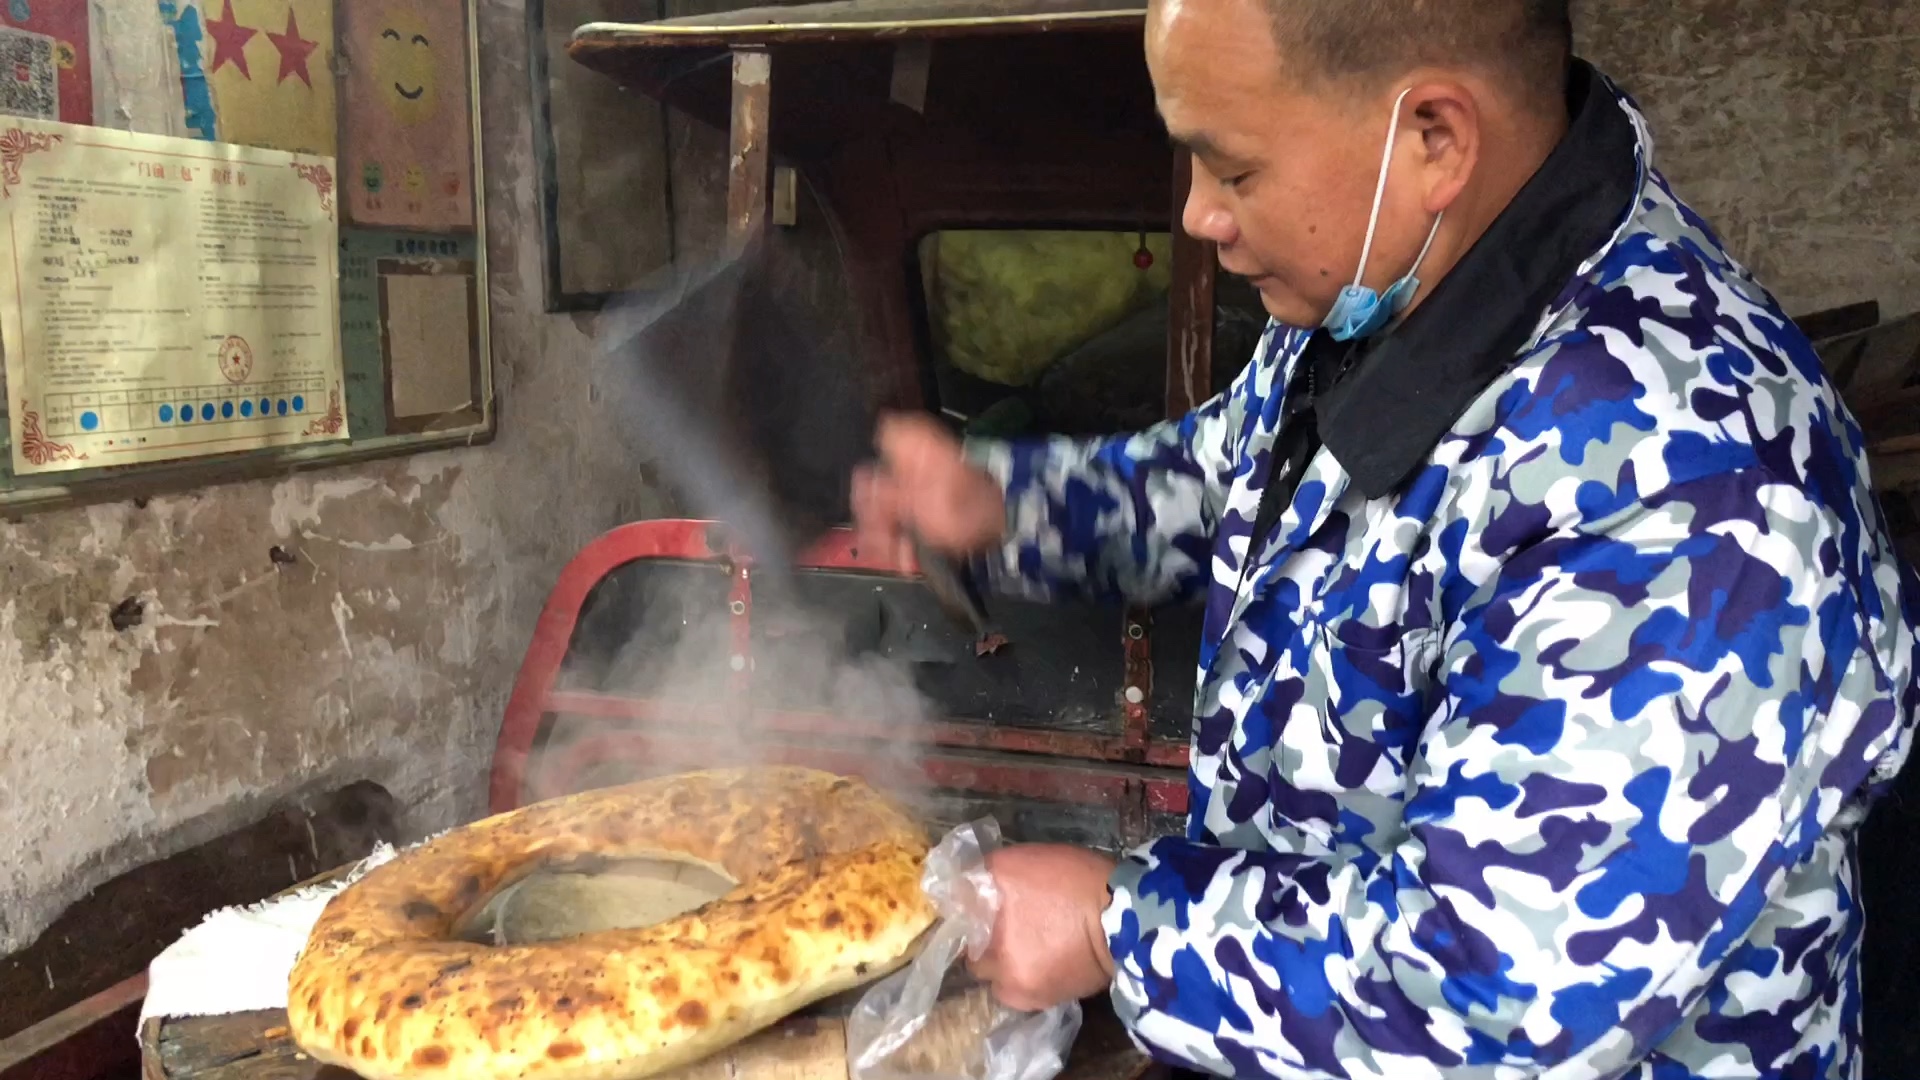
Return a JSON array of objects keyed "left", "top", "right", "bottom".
[
  {"left": 0, "top": 0, "right": 693, "bottom": 958},
  {"left": 0, "top": 0, "right": 1915, "bottom": 962},
  {"left": 1579, "top": 0, "right": 1920, "bottom": 320},
  {"left": 0, "top": 0, "right": 853, "bottom": 964}
]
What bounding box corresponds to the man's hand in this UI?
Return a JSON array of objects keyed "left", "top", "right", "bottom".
[
  {"left": 967, "top": 844, "right": 1119, "bottom": 1012},
  {"left": 850, "top": 411, "right": 1006, "bottom": 569}
]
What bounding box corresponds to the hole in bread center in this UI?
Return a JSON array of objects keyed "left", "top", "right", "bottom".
[{"left": 453, "top": 855, "right": 736, "bottom": 946}]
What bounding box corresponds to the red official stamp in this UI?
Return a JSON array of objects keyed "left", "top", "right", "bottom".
[{"left": 218, "top": 335, "right": 253, "bottom": 384}]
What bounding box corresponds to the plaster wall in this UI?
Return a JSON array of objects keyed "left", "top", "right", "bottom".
[
  {"left": 0, "top": 0, "right": 692, "bottom": 958},
  {"left": 1582, "top": 0, "right": 1920, "bottom": 320}
]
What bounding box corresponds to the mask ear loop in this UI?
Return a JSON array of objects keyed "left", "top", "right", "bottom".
[
  {"left": 1349, "top": 86, "right": 1417, "bottom": 292},
  {"left": 1407, "top": 211, "right": 1444, "bottom": 282}
]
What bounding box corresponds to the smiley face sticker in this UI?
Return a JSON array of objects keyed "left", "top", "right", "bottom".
[
  {"left": 371, "top": 9, "right": 438, "bottom": 126},
  {"left": 344, "top": 0, "right": 473, "bottom": 230}
]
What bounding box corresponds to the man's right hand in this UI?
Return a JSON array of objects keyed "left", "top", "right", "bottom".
[{"left": 850, "top": 411, "right": 1007, "bottom": 569}]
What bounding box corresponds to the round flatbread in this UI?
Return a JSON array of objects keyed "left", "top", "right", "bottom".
[{"left": 287, "top": 766, "right": 936, "bottom": 1080}]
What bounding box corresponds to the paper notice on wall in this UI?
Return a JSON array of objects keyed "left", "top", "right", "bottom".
[
  {"left": 381, "top": 269, "right": 472, "bottom": 420},
  {"left": 339, "top": 0, "right": 475, "bottom": 231},
  {"left": 0, "top": 1, "right": 91, "bottom": 126},
  {"left": 164, "top": 0, "right": 337, "bottom": 156},
  {"left": 0, "top": 118, "right": 346, "bottom": 475}
]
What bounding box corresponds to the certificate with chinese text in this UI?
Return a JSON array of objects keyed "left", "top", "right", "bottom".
[{"left": 0, "top": 118, "right": 346, "bottom": 475}]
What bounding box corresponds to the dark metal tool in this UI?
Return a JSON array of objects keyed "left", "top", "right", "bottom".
[{"left": 591, "top": 226, "right": 994, "bottom": 640}]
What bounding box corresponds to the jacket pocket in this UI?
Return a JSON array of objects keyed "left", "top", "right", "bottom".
[{"left": 1306, "top": 616, "right": 1439, "bottom": 771}]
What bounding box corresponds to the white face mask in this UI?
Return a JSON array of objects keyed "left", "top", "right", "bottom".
[{"left": 1321, "top": 86, "right": 1445, "bottom": 341}]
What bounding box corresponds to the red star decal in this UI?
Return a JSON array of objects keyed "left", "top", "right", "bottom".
[
  {"left": 204, "top": 0, "right": 257, "bottom": 79},
  {"left": 267, "top": 8, "right": 319, "bottom": 86}
]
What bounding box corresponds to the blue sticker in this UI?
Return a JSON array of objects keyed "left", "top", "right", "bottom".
[{"left": 160, "top": 1, "right": 219, "bottom": 142}]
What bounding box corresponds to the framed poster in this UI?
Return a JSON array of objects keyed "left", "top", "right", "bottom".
[
  {"left": 0, "top": 0, "right": 493, "bottom": 512},
  {"left": 529, "top": 0, "right": 672, "bottom": 310},
  {"left": 0, "top": 121, "right": 345, "bottom": 475}
]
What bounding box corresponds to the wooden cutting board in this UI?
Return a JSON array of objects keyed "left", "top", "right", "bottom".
[
  {"left": 144, "top": 987, "right": 1152, "bottom": 1080},
  {"left": 142, "top": 859, "right": 1158, "bottom": 1080}
]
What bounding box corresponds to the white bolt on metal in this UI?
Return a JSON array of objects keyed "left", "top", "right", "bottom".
[
  {"left": 1124, "top": 686, "right": 1145, "bottom": 705},
  {"left": 729, "top": 600, "right": 747, "bottom": 615},
  {"left": 730, "top": 655, "right": 747, "bottom": 672}
]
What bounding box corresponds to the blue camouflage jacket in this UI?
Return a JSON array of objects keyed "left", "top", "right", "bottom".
[{"left": 966, "top": 63, "right": 1919, "bottom": 1079}]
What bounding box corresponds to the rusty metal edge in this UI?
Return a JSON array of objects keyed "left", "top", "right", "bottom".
[
  {"left": 0, "top": 971, "right": 147, "bottom": 1078},
  {"left": 573, "top": 6, "right": 1146, "bottom": 50}
]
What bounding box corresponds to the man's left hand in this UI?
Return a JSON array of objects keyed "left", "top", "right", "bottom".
[{"left": 967, "top": 844, "right": 1119, "bottom": 1012}]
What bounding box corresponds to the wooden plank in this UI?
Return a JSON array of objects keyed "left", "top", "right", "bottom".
[
  {"left": 772, "top": 166, "right": 801, "bottom": 226},
  {"left": 572, "top": 0, "right": 1146, "bottom": 51},
  {"left": 889, "top": 40, "right": 932, "bottom": 112},
  {"left": 1870, "top": 447, "right": 1920, "bottom": 493},
  {"left": 151, "top": 1010, "right": 346, "bottom": 1080},
  {"left": 157, "top": 1011, "right": 291, "bottom": 1077},
  {"left": 1794, "top": 299, "right": 1880, "bottom": 344},
  {"left": 1822, "top": 312, "right": 1920, "bottom": 404},
  {"left": 1855, "top": 384, "right": 1920, "bottom": 446},
  {"left": 1165, "top": 151, "right": 1214, "bottom": 418},
  {"left": 727, "top": 48, "right": 774, "bottom": 252},
  {"left": 0, "top": 782, "right": 398, "bottom": 1040},
  {"left": 150, "top": 990, "right": 1156, "bottom": 1080},
  {"left": 0, "top": 973, "right": 146, "bottom": 1080},
  {"left": 142, "top": 1019, "right": 165, "bottom": 1080},
  {"left": 535, "top": 0, "right": 676, "bottom": 306},
  {"left": 185, "top": 1056, "right": 342, "bottom": 1080}
]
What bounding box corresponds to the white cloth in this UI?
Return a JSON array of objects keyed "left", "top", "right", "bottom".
[{"left": 137, "top": 842, "right": 399, "bottom": 1027}]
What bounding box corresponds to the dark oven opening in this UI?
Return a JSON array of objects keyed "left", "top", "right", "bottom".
[{"left": 903, "top": 226, "right": 1269, "bottom": 744}]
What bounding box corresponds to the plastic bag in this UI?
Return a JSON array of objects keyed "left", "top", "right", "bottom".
[{"left": 847, "top": 818, "right": 1083, "bottom": 1080}]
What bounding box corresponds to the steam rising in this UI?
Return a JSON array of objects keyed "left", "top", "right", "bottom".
[
  {"left": 589, "top": 248, "right": 804, "bottom": 598},
  {"left": 557, "top": 236, "right": 945, "bottom": 807}
]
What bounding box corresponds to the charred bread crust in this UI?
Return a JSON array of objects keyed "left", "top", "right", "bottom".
[{"left": 286, "top": 767, "right": 936, "bottom": 1080}]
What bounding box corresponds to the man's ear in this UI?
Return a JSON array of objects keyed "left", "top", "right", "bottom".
[{"left": 1407, "top": 80, "right": 1478, "bottom": 215}]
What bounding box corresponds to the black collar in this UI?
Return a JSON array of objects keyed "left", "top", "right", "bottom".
[{"left": 1310, "top": 58, "right": 1642, "bottom": 500}]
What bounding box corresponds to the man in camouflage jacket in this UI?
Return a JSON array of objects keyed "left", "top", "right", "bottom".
[{"left": 850, "top": 0, "right": 1920, "bottom": 1076}]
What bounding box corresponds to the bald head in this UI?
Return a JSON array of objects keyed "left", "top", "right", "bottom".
[{"left": 1263, "top": 0, "right": 1573, "bottom": 111}]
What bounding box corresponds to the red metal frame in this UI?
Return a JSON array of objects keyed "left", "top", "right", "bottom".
[
  {"left": 539, "top": 693, "right": 1190, "bottom": 769},
  {"left": 525, "top": 733, "right": 1188, "bottom": 816},
  {"left": 491, "top": 519, "right": 1190, "bottom": 823},
  {"left": 0, "top": 974, "right": 145, "bottom": 1080}
]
